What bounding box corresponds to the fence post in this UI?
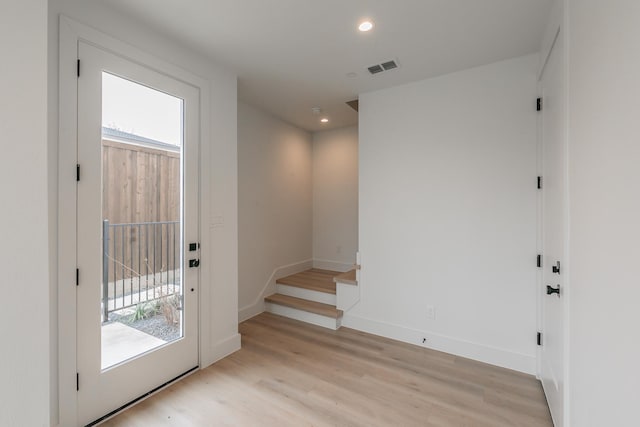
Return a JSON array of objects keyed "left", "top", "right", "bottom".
[{"left": 103, "top": 219, "right": 109, "bottom": 322}]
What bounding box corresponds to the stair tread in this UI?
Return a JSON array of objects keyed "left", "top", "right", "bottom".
[
  {"left": 276, "top": 269, "right": 338, "bottom": 294},
  {"left": 265, "top": 294, "right": 343, "bottom": 318},
  {"left": 333, "top": 269, "right": 357, "bottom": 285}
]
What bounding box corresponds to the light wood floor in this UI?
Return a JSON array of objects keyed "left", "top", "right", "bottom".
[{"left": 103, "top": 313, "right": 552, "bottom": 426}]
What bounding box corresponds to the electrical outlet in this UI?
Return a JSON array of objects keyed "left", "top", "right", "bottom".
[{"left": 426, "top": 305, "right": 436, "bottom": 320}]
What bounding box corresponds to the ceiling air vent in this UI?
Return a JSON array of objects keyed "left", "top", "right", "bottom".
[
  {"left": 381, "top": 60, "right": 398, "bottom": 71},
  {"left": 367, "top": 64, "right": 384, "bottom": 74},
  {"left": 367, "top": 59, "right": 400, "bottom": 75}
]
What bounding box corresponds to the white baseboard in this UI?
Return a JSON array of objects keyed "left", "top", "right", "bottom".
[
  {"left": 238, "top": 300, "right": 266, "bottom": 323},
  {"left": 238, "top": 259, "right": 313, "bottom": 323},
  {"left": 312, "top": 258, "right": 353, "bottom": 272},
  {"left": 341, "top": 314, "right": 536, "bottom": 375},
  {"left": 201, "top": 333, "right": 241, "bottom": 369}
]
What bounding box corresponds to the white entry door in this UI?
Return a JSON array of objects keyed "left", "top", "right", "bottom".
[
  {"left": 76, "top": 41, "right": 199, "bottom": 425},
  {"left": 539, "top": 29, "right": 566, "bottom": 426}
]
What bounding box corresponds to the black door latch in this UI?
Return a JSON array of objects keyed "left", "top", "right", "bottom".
[
  {"left": 189, "top": 259, "right": 200, "bottom": 268},
  {"left": 552, "top": 261, "right": 561, "bottom": 274}
]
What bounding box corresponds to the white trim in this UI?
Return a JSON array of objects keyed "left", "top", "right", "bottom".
[
  {"left": 336, "top": 281, "right": 360, "bottom": 312},
  {"left": 201, "top": 334, "right": 242, "bottom": 368},
  {"left": 276, "top": 284, "right": 336, "bottom": 305},
  {"left": 312, "top": 258, "right": 352, "bottom": 272},
  {"left": 238, "top": 259, "right": 313, "bottom": 322},
  {"left": 342, "top": 314, "right": 536, "bottom": 375},
  {"left": 57, "top": 17, "right": 79, "bottom": 426},
  {"left": 265, "top": 304, "right": 341, "bottom": 330},
  {"left": 57, "top": 16, "right": 212, "bottom": 426}
]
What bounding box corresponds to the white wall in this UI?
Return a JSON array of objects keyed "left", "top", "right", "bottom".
[
  {"left": 48, "top": 2, "right": 239, "bottom": 424},
  {"left": 238, "top": 103, "right": 313, "bottom": 321},
  {"left": 567, "top": 1, "right": 640, "bottom": 425},
  {"left": 352, "top": 54, "right": 539, "bottom": 373},
  {"left": 0, "top": 1, "right": 50, "bottom": 426},
  {"left": 312, "top": 126, "right": 358, "bottom": 271}
]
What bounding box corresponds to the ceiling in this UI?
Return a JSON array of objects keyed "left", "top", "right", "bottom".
[{"left": 105, "top": 0, "right": 553, "bottom": 132}]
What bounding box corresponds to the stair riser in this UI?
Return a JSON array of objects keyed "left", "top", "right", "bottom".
[
  {"left": 265, "top": 302, "right": 342, "bottom": 330},
  {"left": 276, "top": 284, "right": 336, "bottom": 305}
]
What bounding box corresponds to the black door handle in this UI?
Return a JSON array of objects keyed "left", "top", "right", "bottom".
[
  {"left": 546, "top": 285, "right": 560, "bottom": 296},
  {"left": 552, "top": 261, "right": 561, "bottom": 274},
  {"left": 189, "top": 259, "right": 200, "bottom": 268}
]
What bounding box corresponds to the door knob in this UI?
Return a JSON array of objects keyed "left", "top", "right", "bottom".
[{"left": 546, "top": 285, "right": 560, "bottom": 296}]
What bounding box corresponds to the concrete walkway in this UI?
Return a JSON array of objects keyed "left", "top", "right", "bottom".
[{"left": 101, "top": 322, "right": 166, "bottom": 369}]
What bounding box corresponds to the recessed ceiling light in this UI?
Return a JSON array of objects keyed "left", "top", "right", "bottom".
[
  {"left": 358, "top": 21, "right": 374, "bottom": 32},
  {"left": 320, "top": 118, "right": 329, "bottom": 123}
]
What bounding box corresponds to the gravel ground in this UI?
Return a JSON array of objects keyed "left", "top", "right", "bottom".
[{"left": 108, "top": 311, "right": 180, "bottom": 342}]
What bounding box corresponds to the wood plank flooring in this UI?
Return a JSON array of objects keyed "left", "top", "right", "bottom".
[
  {"left": 276, "top": 269, "right": 338, "bottom": 294},
  {"left": 103, "top": 313, "right": 552, "bottom": 426}
]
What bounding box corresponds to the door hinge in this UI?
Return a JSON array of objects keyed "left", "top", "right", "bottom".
[
  {"left": 76, "top": 268, "right": 79, "bottom": 286},
  {"left": 76, "top": 373, "right": 79, "bottom": 391},
  {"left": 537, "top": 332, "right": 542, "bottom": 346},
  {"left": 76, "top": 164, "right": 81, "bottom": 181},
  {"left": 77, "top": 59, "right": 80, "bottom": 77},
  {"left": 536, "top": 97, "right": 542, "bottom": 112},
  {"left": 537, "top": 176, "right": 542, "bottom": 189},
  {"left": 537, "top": 254, "right": 542, "bottom": 268}
]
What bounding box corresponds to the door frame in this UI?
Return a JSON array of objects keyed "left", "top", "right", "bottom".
[
  {"left": 57, "top": 16, "right": 212, "bottom": 426},
  {"left": 535, "top": 2, "right": 570, "bottom": 425}
]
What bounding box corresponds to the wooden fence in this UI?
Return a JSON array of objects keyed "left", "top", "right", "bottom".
[{"left": 102, "top": 139, "right": 180, "bottom": 282}]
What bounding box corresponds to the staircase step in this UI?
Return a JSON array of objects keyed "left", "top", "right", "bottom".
[
  {"left": 276, "top": 283, "right": 337, "bottom": 305},
  {"left": 265, "top": 294, "right": 343, "bottom": 318},
  {"left": 265, "top": 293, "right": 343, "bottom": 330},
  {"left": 276, "top": 269, "right": 338, "bottom": 294},
  {"left": 333, "top": 269, "right": 357, "bottom": 285}
]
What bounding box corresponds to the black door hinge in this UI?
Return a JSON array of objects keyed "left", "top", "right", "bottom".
[
  {"left": 77, "top": 164, "right": 80, "bottom": 181},
  {"left": 536, "top": 97, "right": 542, "bottom": 112},
  {"left": 537, "top": 332, "right": 542, "bottom": 346},
  {"left": 76, "top": 268, "right": 79, "bottom": 286},
  {"left": 537, "top": 254, "right": 542, "bottom": 268},
  {"left": 537, "top": 176, "right": 542, "bottom": 189},
  {"left": 76, "top": 373, "right": 80, "bottom": 391},
  {"left": 77, "top": 59, "right": 80, "bottom": 77}
]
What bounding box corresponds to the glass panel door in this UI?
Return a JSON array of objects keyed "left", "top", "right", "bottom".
[{"left": 76, "top": 41, "right": 199, "bottom": 426}]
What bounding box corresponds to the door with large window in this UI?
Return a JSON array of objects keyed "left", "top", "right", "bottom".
[{"left": 76, "top": 41, "right": 199, "bottom": 425}]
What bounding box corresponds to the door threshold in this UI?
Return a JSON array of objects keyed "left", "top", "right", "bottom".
[{"left": 86, "top": 366, "right": 199, "bottom": 426}]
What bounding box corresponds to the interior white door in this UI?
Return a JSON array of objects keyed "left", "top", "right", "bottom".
[
  {"left": 76, "top": 41, "right": 199, "bottom": 425},
  {"left": 540, "top": 28, "right": 566, "bottom": 427}
]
